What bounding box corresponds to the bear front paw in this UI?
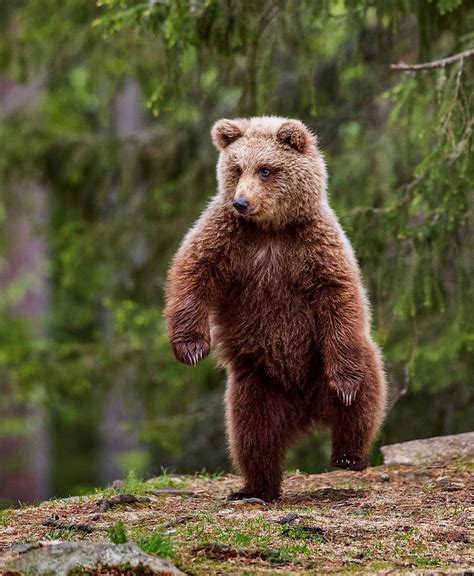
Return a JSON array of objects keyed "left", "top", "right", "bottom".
[{"left": 172, "top": 337, "right": 210, "bottom": 366}]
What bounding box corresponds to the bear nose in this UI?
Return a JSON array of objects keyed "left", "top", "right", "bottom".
[{"left": 233, "top": 197, "right": 249, "bottom": 214}]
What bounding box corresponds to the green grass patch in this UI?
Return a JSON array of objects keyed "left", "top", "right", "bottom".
[
  {"left": 148, "top": 468, "right": 188, "bottom": 490},
  {"left": 97, "top": 468, "right": 188, "bottom": 498},
  {"left": 333, "top": 479, "right": 372, "bottom": 490},
  {"left": 137, "top": 530, "right": 176, "bottom": 559},
  {"left": 195, "top": 468, "right": 225, "bottom": 480},
  {"left": 283, "top": 525, "right": 325, "bottom": 543},
  {"left": 108, "top": 519, "right": 176, "bottom": 560},
  {"left": 45, "top": 528, "right": 78, "bottom": 541},
  {"left": 453, "top": 458, "right": 474, "bottom": 472},
  {"left": 0, "top": 509, "right": 12, "bottom": 525},
  {"left": 368, "top": 560, "right": 392, "bottom": 570},
  {"left": 410, "top": 555, "right": 440, "bottom": 567},
  {"left": 108, "top": 519, "right": 128, "bottom": 544}
]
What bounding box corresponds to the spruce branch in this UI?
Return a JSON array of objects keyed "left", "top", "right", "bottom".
[{"left": 390, "top": 48, "right": 474, "bottom": 71}]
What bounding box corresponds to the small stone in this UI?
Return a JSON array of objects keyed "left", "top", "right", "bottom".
[
  {"left": 226, "top": 497, "right": 268, "bottom": 508},
  {"left": 277, "top": 512, "right": 300, "bottom": 525}
]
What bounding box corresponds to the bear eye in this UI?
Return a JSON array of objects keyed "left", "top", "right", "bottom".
[
  {"left": 259, "top": 167, "right": 272, "bottom": 179},
  {"left": 234, "top": 165, "right": 242, "bottom": 178}
]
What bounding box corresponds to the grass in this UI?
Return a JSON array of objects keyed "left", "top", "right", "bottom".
[
  {"left": 108, "top": 519, "right": 128, "bottom": 544},
  {"left": 453, "top": 457, "right": 474, "bottom": 472},
  {"left": 107, "top": 519, "right": 177, "bottom": 560},
  {"left": 0, "top": 510, "right": 12, "bottom": 525},
  {"left": 195, "top": 468, "right": 225, "bottom": 480},
  {"left": 333, "top": 478, "right": 372, "bottom": 490},
  {"left": 410, "top": 554, "right": 441, "bottom": 567},
  {"left": 282, "top": 525, "right": 325, "bottom": 544},
  {"left": 97, "top": 468, "right": 188, "bottom": 498},
  {"left": 137, "top": 530, "right": 176, "bottom": 560},
  {"left": 148, "top": 468, "right": 188, "bottom": 490},
  {"left": 45, "top": 528, "right": 78, "bottom": 541}
]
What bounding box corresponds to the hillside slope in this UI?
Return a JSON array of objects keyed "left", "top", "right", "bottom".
[{"left": 0, "top": 435, "right": 473, "bottom": 575}]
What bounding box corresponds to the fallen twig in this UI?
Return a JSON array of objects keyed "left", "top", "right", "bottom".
[
  {"left": 162, "top": 515, "right": 195, "bottom": 529},
  {"left": 192, "top": 542, "right": 288, "bottom": 563},
  {"left": 44, "top": 514, "right": 94, "bottom": 534},
  {"left": 276, "top": 513, "right": 300, "bottom": 525},
  {"left": 147, "top": 488, "right": 196, "bottom": 497},
  {"left": 97, "top": 493, "right": 150, "bottom": 513}
]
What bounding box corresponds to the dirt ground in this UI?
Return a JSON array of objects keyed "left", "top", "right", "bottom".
[{"left": 0, "top": 456, "right": 472, "bottom": 575}]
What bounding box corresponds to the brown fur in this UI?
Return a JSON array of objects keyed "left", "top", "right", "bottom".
[{"left": 165, "top": 116, "right": 387, "bottom": 501}]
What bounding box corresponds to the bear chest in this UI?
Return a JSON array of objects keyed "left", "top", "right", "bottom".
[
  {"left": 214, "top": 241, "right": 318, "bottom": 385},
  {"left": 230, "top": 240, "right": 311, "bottom": 295},
  {"left": 220, "top": 240, "right": 315, "bottom": 322}
]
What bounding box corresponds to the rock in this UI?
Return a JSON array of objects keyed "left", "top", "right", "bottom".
[
  {"left": 0, "top": 541, "right": 185, "bottom": 576},
  {"left": 97, "top": 493, "right": 151, "bottom": 513},
  {"left": 225, "top": 497, "right": 268, "bottom": 509},
  {"left": 381, "top": 432, "right": 474, "bottom": 465},
  {"left": 276, "top": 512, "right": 300, "bottom": 525}
]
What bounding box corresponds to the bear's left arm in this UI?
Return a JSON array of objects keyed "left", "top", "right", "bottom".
[{"left": 312, "top": 228, "right": 372, "bottom": 406}]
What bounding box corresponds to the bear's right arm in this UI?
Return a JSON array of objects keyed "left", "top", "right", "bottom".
[{"left": 165, "top": 203, "right": 231, "bottom": 365}]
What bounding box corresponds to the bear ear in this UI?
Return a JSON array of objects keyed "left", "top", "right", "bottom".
[
  {"left": 211, "top": 118, "right": 246, "bottom": 150},
  {"left": 276, "top": 120, "right": 316, "bottom": 153}
]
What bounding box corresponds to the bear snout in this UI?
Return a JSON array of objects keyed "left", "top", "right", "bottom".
[{"left": 233, "top": 197, "right": 250, "bottom": 214}]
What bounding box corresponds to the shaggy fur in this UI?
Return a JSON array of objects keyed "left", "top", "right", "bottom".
[{"left": 165, "top": 116, "right": 387, "bottom": 501}]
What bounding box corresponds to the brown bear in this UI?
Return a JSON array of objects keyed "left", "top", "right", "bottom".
[{"left": 165, "top": 116, "right": 387, "bottom": 501}]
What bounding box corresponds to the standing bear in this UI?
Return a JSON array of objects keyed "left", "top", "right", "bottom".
[{"left": 165, "top": 116, "right": 387, "bottom": 501}]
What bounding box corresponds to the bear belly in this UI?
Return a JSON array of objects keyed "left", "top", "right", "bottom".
[{"left": 211, "top": 279, "right": 318, "bottom": 389}]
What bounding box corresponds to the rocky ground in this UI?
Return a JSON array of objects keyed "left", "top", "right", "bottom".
[{"left": 0, "top": 433, "right": 472, "bottom": 575}]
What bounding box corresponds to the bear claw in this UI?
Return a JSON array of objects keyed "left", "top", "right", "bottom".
[
  {"left": 336, "top": 390, "right": 357, "bottom": 406},
  {"left": 173, "top": 339, "right": 210, "bottom": 366}
]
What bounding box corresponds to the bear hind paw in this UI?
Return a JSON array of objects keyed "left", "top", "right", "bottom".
[
  {"left": 227, "top": 488, "right": 279, "bottom": 502},
  {"left": 331, "top": 453, "right": 368, "bottom": 471}
]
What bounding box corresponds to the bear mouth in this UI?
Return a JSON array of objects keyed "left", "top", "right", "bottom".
[{"left": 233, "top": 206, "right": 260, "bottom": 218}]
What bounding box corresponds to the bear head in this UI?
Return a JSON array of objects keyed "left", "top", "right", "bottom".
[{"left": 211, "top": 116, "right": 327, "bottom": 230}]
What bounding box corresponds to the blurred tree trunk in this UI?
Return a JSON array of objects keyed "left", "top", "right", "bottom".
[
  {"left": 0, "top": 73, "right": 51, "bottom": 502},
  {"left": 98, "top": 78, "right": 147, "bottom": 484}
]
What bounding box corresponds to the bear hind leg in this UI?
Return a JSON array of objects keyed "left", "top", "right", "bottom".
[
  {"left": 326, "top": 356, "right": 386, "bottom": 472},
  {"left": 226, "top": 370, "right": 308, "bottom": 501}
]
